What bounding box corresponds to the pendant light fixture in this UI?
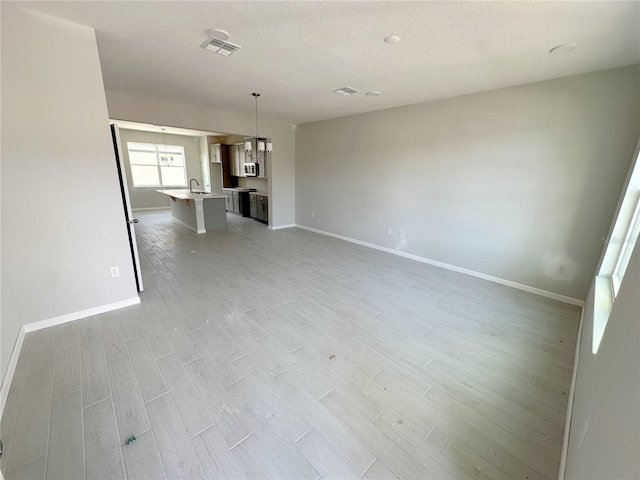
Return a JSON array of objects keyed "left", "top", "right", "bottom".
[
  {"left": 160, "top": 128, "right": 173, "bottom": 165},
  {"left": 244, "top": 92, "right": 272, "bottom": 162}
]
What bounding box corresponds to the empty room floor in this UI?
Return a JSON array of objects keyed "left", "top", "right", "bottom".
[{"left": 1, "top": 211, "right": 580, "bottom": 480}]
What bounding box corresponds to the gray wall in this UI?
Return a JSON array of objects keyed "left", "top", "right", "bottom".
[
  {"left": 565, "top": 240, "right": 639, "bottom": 479},
  {"left": 107, "top": 92, "right": 296, "bottom": 227},
  {"left": 1, "top": 6, "right": 138, "bottom": 378},
  {"left": 295, "top": 66, "right": 640, "bottom": 301},
  {"left": 118, "top": 128, "right": 204, "bottom": 210}
]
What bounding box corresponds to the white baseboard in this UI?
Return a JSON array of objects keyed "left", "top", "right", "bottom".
[
  {"left": 132, "top": 206, "right": 170, "bottom": 212},
  {"left": 269, "top": 224, "right": 296, "bottom": 231},
  {"left": 0, "top": 327, "right": 26, "bottom": 420},
  {"left": 22, "top": 297, "right": 140, "bottom": 333},
  {"left": 0, "top": 296, "right": 140, "bottom": 418},
  {"left": 295, "top": 224, "right": 584, "bottom": 307},
  {"left": 558, "top": 305, "right": 585, "bottom": 479}
]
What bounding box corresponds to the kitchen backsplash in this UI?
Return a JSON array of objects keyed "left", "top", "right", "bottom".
[{"left": 238, "top": 176, "right": 267, "bottom": 192}]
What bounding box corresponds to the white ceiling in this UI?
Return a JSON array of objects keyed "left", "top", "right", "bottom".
[{"left": 21, "top": 1, "right": 640, "bottom": 124}]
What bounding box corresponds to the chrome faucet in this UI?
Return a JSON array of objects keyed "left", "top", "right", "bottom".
[{"left": 189, "top": 178, "right": 200, "bottom": 193}]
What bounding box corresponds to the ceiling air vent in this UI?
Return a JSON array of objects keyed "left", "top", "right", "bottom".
[
  {"left": 202, "top": 38, "right": 241, "bottom": 57},
  {"left": 333, "top": 86, "right": 359, "bottom": 96}
]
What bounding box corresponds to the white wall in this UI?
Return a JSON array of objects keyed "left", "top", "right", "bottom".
[
  {"left": 565, "top": 240, "right": 639, "bottom": 479},
  {"left": 106, "top": 92, "right": 296, "bottom": 227},
  {"left": 118, "top": 128, "right": 204, "bottom": 209},
  {"left": 0, "top": 5, "right": 138, "bottom": 378},
  {"left": 295, "top": 66, "right": 640, "bottom": 301}
]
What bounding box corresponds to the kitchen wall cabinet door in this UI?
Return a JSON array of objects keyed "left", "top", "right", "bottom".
[
  {"left": 228, "top": 145, "right": 238, "bottom": 176},
  {"left": 237, "top": 145, "right": 246, "bottom": 176},
  {"left": 209, "top": 144, "right": 221, "bottom": 163},
  {"left": 259, "top": 152, "right": 268, "bottom": 178}
]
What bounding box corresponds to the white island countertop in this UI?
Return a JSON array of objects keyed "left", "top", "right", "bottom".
[{"left": 156, "top": 189, "right": 227, "bottom": 200}]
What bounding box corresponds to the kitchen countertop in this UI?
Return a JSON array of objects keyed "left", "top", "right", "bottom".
[
  {"left": 223, "top": 187, "right": 264, "bottom": 193},
  {"left": 156, "top": 189, "right": 227, "bottom": 200},
  {"left": 221, "top": 188, "right": 268, "bottom": 196}
]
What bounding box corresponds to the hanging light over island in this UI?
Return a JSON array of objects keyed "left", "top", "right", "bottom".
[{"left": 244, "top": 92, "right": 273, "bottom": 161}]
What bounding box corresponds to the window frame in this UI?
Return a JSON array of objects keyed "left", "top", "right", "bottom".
[
  {"left": 611, "top": 197, "right": 640, "bottom": 297},
  {"left": 126, "top": 142, "right": 188, "bottom": 188},
  {"left": 593, "top": 139, "right": 640, "bottom": 353}
]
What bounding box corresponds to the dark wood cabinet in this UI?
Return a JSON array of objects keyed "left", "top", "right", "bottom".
[{"left": 216, "top": 144, "right": 238, "bottom": 188}]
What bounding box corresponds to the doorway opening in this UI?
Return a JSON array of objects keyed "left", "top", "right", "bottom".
[{"left": 110, "top": 119, "right": 272, "bottom": 291}]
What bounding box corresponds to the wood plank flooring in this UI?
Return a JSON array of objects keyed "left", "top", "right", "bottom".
[{"left": 0, "top": 211, "right": 581, "bottom": 479}]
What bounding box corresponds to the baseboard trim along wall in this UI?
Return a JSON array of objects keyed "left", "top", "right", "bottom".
[
  {"left": 0, "top": 327, "right": 26, "bottom": 421},
  {"left": 269, "top": 224, "right": 296, "bottom": 231},
  {"left": 132, "top": 206, "right": 171, "bottom": 212},
  {"left": 0, "top": 296, "right": 140, "bottom": 418},
  {"left": 557, "top": 305, "right": 585, "bottom": 480},
  {"left": 22, "top": 297, "right": 141, "bottom": 333},
  {"left": 295, "top": 224, "right": 585, "bottom": 307}
]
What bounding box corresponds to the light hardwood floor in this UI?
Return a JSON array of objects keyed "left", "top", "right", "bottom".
[{"left": 1, "top": 211, "right": 580, "bottom": 479}]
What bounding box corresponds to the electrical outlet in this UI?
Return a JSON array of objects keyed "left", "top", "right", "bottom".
[
  {"left": 311, "top": 212, "right": 315, "bottom": 218},
  {"left": 399, "top": 230, "right": 405, "bottom": 238},
  {"left": 110, "top": 266, "right": 120, "bottom": 278},
  {"left": 557, "top": 264, "right": 567, "bottom": 274},
  {"left": 387, "top": 228, "right": 392, "bottom": 235}
]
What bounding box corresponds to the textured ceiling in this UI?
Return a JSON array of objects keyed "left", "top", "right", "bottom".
[{"left": 19, "top": 1, "right": 640, "bottom": 124}]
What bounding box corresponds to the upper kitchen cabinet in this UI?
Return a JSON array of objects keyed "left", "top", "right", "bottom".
[
  {"left": 236, "top": 144, "right": 246, "bottom": 176},
  {"left": 258, "top": 149, "right": 268, "bottom": 179},
  {"left": 228, "top": 143, "right": 237, "bottom": 176},
  {"left": 209, "top": 143, "right": 222, "bottom": 163},
  {"left": 228, "top": 143, "right": 247, "bottom": 177}
]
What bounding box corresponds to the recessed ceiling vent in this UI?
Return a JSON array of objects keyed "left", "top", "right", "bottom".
[
  {"left": 202, "top": 38, "right": 241, "bottom": 57},
  {"left": 333, "top": 86, "right": 359, "bottom": 96}
]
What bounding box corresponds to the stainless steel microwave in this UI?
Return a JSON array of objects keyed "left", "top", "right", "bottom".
[{"left": 244, "top": 162, "right": 258, "bottom": 176}]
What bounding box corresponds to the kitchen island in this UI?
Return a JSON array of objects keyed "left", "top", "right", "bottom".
[{"left": 157, "top": 189, "right": 227, "bottom": 233}]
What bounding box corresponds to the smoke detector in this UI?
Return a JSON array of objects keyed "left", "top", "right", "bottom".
[
  {"left": 333, "top": 86, "right": 359, "bottom": 96},
  {"left": 208, "top": 29, "right": 230, "bottom": 41},
  {"left": 202, "top": 37, "right": 241, "bottom": 57}
]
